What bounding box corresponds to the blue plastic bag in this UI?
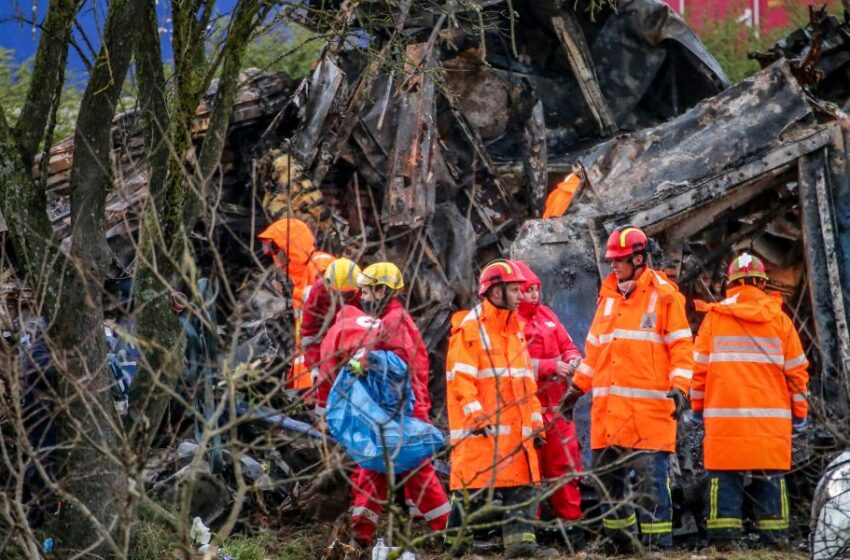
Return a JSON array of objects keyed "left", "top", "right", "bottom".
[{"left": 326, "top": 350, "right": 444, "bottom": 473}]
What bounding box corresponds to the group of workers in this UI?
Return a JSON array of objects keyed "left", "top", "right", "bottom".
[{"left": 257, "top": 217, "right": 810, "bottom": 558}]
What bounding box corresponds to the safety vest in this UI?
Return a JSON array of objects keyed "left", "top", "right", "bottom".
[
  {"left": 692, "top": 285, "right": 809, "bottom": 470},
  {"left": 445, "top": 300, "right": 544, "bottom": 490},
  {"left": 572, "top": 269, "right": 694, "bottom": 452}
]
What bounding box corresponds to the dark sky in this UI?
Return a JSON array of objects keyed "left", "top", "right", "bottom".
[{"left": 0, "top": 0, "right": 239, "bottom": 71}]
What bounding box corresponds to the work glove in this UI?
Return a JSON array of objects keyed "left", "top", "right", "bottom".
[
  {"left": 555, "top": 360, "right": 578, "bottom": 377},
  {"left": 560, "top": 386, "right": 585, "bottom": 421},
  {"left": 792, "top": 416, "right": 808, "bottom": 433},
  {"left": 534, "top": 434, "right": 547, "bottom": 449},
  {"left": 667, "top": 387, "right": 690, "bottom": 420},
  {"left": 470, "top": 425, "right": 494, "bottom": 437}
]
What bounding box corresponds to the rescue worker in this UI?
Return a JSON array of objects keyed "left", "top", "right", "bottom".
[
  {"left": 301, "top": 257, "right": 361, "bottom": 404},
  {"left": 445, "top": 259, "right": 549, "bottom": 559},
  {"left": 345, "top": 262, "right": 450, "bottom": 550},
  {"left": 257, "top": 218, "right": 334, "bottom": 391},
  {"left": 514, "top": 260, "right": 583, "bottom": 522},
  {"left": 691, "top": 252, "right": 809, "bottom": 550},
  {"left": 561, "top": 226, "right": 694, "bottom": 552}
]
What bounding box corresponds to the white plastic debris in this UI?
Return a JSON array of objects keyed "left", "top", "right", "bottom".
[
  {"left": 190, "top": 516, "right": 212, "bottom": 553},
  {"left": 811, "top": 451, "right": 850, "bottom": 560},
  {"left": 371, "top": 538, "right": 415, "bottom": 560}
]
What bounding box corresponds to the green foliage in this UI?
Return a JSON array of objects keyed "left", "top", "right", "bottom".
[
  {"left": 129, "top": 520, "right": 179, "bottom": 560},
  {"left": 0, "top": 47, "right": 82, "bottom": 142},
  {"left": 220, "top": 532, "right": 313, "bottom": 560},
  {"left": 695, "top": 0, "right": 812, "bottom": 84},
  {"left": 241, "top": 24, "right": 323, "bottom": 79}
]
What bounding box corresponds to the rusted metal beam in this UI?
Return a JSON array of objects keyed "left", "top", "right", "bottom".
[{"left": 551, "top": 12, "right": 618, "bottom": 137}]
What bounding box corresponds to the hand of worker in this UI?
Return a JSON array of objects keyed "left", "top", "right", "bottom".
[
  {"left": 667, "top": 387, "right": 690, "bottom": 419},
  {"left": 555, "top": 360, "right": 577, "bottom": 377},
  {"left": 470, "top": 425, "right": 493, "bottom": 438},
  {"left": 560, "top": 386, "right": 585, "bottom": 420},
  {"left": 533, "top": 434, "right": 547, "bottom": 449},
  {"left": 792, "top": 415, "right": 808, "bottom": 433}
]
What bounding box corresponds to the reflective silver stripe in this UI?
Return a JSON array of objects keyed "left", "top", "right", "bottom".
[
  {"left": 652, "top": 270, "right": 668, "bottom": 286},
  {"left": 714, "top": 336, "right": 782, "bottom": 354},
  {"left": 792, "top": 393, "right": 807, "bottom": 402},
  {"left": 690, "top": 390, "right": 705, "bottom": 399},
  {"left": 352, "top": 506, "right": 380, "bottom": 523},
  {"left": 461, "top": 304, "right": 493, "bottom": 351},
  {"left": 669, "top": 368, "right": 693, "bottom": 380},
  {"left": 597, "top": 329, "right": 664, "bottom": 344},
  {"left": 314, "top": 405, "right": 326, "bottom": 416},
  {"left": 784, "top": 354, "right": 807, "bottom": 369},
  {"left": 405, "top": 499, "right": 422, "bottom": 517},
  {"left": 531, "top": 412, "right": 543, "bottom": 424},
  {"left": 522, "top": 427, "right": 533, "bottom": 438},
  {"left": 447, "top": 362, "right": 478, "bottom": 380},
  {"left": 709, "top": 352, "right": 783, "bottom": 365},
  {"left": 592, "top": 387, "right": 609, "bottom": 397},
  {"left": 301, "top": 335, "right": 317, "bottom": 347},
  {"left": 603, "top": 297, "right": 615, "bottom": 316},
  {"left": 577, "top": 362, "right": 594, "bottom": 376},
  {"left": 463, "top": 401, "right": 483, "bottom": 416},
  {"left": 294, "top": 355, "right": 305, "bottom": 364},
  {"left": 694, "top": 352, "right": 709, "bottom": 364},
  {"left": 665, "top": 329, "right": 692, "bottom": 344},
  {"left": 531, "top": 358, "right": 540, "bottom": 374},
  {"left": 609, "top": 386, "right": 669, "bottom": 399},
  {"left": 586, "top": 334, "right": 600, "bottom": 346},
  {"left": 704, "top": 408, "right": 792, "bottom": 419},
  {"left": 478, "top": 367, "right": 533, "bottom": 379},
  {"left": 646, "top": 290, "right": 658, "bottom": 313},
  {"left": 421, "top": 502, "right": 451, "bottom": 521},
  {"left": 450, "top": 425, "right": 511, "bottom": 440}
]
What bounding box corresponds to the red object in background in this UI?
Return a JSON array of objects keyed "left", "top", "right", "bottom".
[{"left": 661, "top": 0, "right": 837, "bottom": 33}]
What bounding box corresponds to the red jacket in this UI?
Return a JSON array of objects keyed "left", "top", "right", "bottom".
[
  {"left": 316, "top": 306, "right": 381, "bottom": 414},
  {"left": 377, "top": 299, "right": 431, "bottom": 421},
  {"left": 301, "top": 279, "right": 361, "bottom": 371},
  {"left": 518, "top": 302, "right": 582, "bottom": 408}
]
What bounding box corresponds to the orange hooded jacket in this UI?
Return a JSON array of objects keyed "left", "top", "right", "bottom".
[
  {"left": 571, "top": 269, "right": 694, "bottom": 452},
  {"left": 445, "top": 300, "right": 545, "bottom": 490},
  {"left": 691, "top": 285, "right": 809, "bottom": 471},
  {"left": 257, "top": 218, "right": 334, "bottom": 390}
]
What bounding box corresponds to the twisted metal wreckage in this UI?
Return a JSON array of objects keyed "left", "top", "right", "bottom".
[{"left": 2, "top": 0, "right": 849, "bottom": 552}]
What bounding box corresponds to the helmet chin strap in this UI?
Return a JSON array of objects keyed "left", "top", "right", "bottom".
[
  {"left": 622, "top": 254, "right": 646, "bottom": 281},
  {"left": 488, "top": 284, "right": 510, "bottom": 310}
]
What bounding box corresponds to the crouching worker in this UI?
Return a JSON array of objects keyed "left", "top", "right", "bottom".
[
  {"left": 345, "top": 262, "right": 450, "bottom": 551},
  {"left": 514, "top": 261, "right": 583, "bottom": 522},
  {"left": 692, "top": 253, "right": 809, "bottom": 550},
  {"left": 445, "top": 259, "right": 551, "bottom": 559}
]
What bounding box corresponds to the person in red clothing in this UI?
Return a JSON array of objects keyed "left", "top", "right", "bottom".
[
  {"left": 344, "top": 261, "right": 449, "bottom": 549},
  {"left": 301, "top": 258, "right": 362, "bottom": 400},
  {"left": 514, "top": 260, "right": 583, "bottom": 522}
]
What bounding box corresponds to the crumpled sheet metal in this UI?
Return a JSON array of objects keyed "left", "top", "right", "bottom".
[
  {"left": 587, "top": 0, "right": 730, "bottom": 129},
  {"left": 573, "top": 61, "right": 812, "bottom": 217}
]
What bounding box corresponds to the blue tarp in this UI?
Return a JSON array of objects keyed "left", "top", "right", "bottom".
[{"left": 326, "top": 350, "right": 444, "bottom": 473}]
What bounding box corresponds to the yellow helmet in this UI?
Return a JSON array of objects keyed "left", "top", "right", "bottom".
[
  {"left": 324, "top": 258, "right": 362, "bottom": 292},
  {"left": 357, "top": 262, "right": 404, "bottom": 290}
]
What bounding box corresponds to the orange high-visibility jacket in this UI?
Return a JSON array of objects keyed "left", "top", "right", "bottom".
[
  {"left": 542, "top": 172, "right": 581, "bottom": 219},
  {"left": 572, "top": 269, "right": 694, "bottom": 452},
  {"left": 691, "top": 285, "right": 809, "bottom": 471},
  {"left": 445, "top": 300, "right": 545, "bottom": 490}
]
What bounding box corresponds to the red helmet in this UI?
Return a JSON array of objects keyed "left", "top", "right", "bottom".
[
  {"left": 478, "top": 259, "right": 528, "bottom": 297},
  {"left": 727, "top": 252, "right": 768, "bottom": 283},
  {"left": 605, "top": 225, "right": 649, "bottom": 259},
  {"left": 513, "top": 260, "right": 541, "bottom": 292}
]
